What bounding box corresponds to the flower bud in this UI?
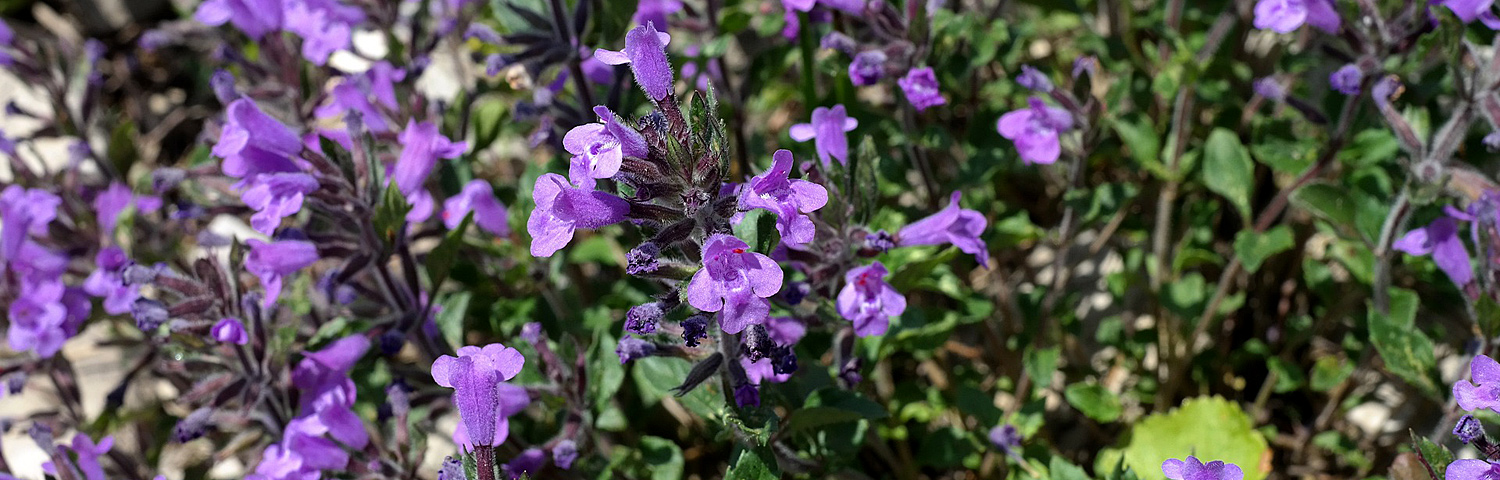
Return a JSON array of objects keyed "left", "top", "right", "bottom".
[
  {"left": 626, "top": 302, "right": 664, "bottom": 335},
  {"left": 553, "top": 440, "right": 579, "bottom": 470},
  {"left": 132, "top": 298, "right": 169, "bottom": 332},
  {"left": 1456, "top": 415, "right": 1485, "bottom": 444},
  {"left": 627, "top": 242, "right": 661, "bottom": 275},
  {"left": 681, "top": 315, "right": 709, "bottom": 347},
  {"left": 173, "top": 408, "right": 213, "bottom": 443},
  {"left": 616, "top": 337, "right": 657, "bottom": 364}
]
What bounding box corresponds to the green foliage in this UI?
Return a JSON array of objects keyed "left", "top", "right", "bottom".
[
  {"left": 1369, "top": 288, "right": 1441, "bottom": 398},
  {"left": 1114, "top": 397, "right": 1270, "bottom": 480}
]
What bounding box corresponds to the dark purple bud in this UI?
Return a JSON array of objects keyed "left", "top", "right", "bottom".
[
  {"left": 1016, "top": 65, "right": 1053, "bottom": 93},
  {"left": 211, "top": 318, "right": 248, "bottom": 345},
  {"left": 1, "top": 372, "right": 24, "bottom": 396},
  {"left": 681, "top": 315, "right": 708, "bottom": 347},
  {"left": 771, "top": 345, "right": 798, "bottom": 375},
  {"left": 781, "top": 281, "right": 811, "bottom": 306},
  {"left": 1457, "top": 415, "right": 1485, "bottom": 444},
  {"left": 625, "top": 302, "right": 663, "bottom": 335},
  {"left": 28, "top": 423, "right": 54, "bottom": 453},
  {"left": 520, "top": 322, "right": 544, "bottom": 344},
  {"left": 211, "top": 70, "right": 239, "bottom": 104},
  {"left": 627, "top": 242, "right": 661, "bottom": 275},
  {"left": 122, "top": 264, "right": 157, "bottom": 286},
  {"left": 849, "top": 50, "right": 887, "bottom": 86},
  {"left": 734, "top": 383, "right": 759, "bottom": 407},
  {"left": 132, "top": 298, "right": 169, "bottom": 332},
  {"left": 820, "top": 31, "right": 856, "bottom": 54},
  {"left": 839, "top": 357, "right": 863, "bottom": 387},
  {"left": 1329, "top": 64, "right": 1362, "bottom": 95},
  {"left": 379, "top": 331, "right": 405, "bottom": 355},
  {"left": 864, "top": 230, "right": 895, "bottom": 252},
  {"left": 173, "top": 408, "right": 213, "bottom": 443},
  {"left": 240, "top": 292, "right": 263, "bottom": 322},
  {"left": 741, "top": 324, "right": 775, "bottom": 361},
  {"left": 503, "top": 448, "right": 547, "bottom": 479},
  {"left": 616, "top": 337, "right": 657, "bottom": 364},
  {"left": 671, "top": 352, "right": 723, "bottom": 397},
  {"left": 438, "top": 456, "right": 465, "bottom": 480},
  {"left": 552, "top": 439, "right": 579, "bottom": 470}
]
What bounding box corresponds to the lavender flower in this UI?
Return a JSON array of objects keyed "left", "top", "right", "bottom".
[
  {"left": 246, "top": 445, "right": 317, "bottom": 480},
  {"left": 1330, "top": 64, "right": 1362, "bottom": 95},
  {"left": 898, "top": 67, "right": 946, "bottom": 112},
  {"left": 82, "top": 247, "right": 138, "bottom": 315},
  {"left": 996, "top": 97, "right": 1072, "bottom": 165},
  {"left": 93, "top": 182, "right": 135, "bottom": 234},
  {"left": 1441, "top": 0, "right": 1500, "bottom": 28},
  {"left": 215, "top": 99, "right": 303, "bottom": 181},
  {"left": 41, "top": 434, "right": 112, "bottom": 480},
  {"left": 897, "top": 191, "right": 989, "bottom": 266},
  {"left": 1448, "top": 459, "right": 1500, "bottom": 480},
  {"left": 626, "top": 302, "right": 663, "bottom": 335},
  {"left": 527, "top": 173, "right": 630, "bottom": 257},
  {"left": 821, "top": 32, "right": 856, "bottom": 54},
  {"left": 1252, "top": 77, "right": 1286, "bottom": 102},
  {"left": 195, "top": 0, "right": 283, "bottom": 39},
  {"left": 1456, "top": 354, "right": 1500, "bottom": 412},
  {"left": 553, "top": 439, "right": 579, "bottom": 470},
  {"left": 849, "top": 51, "right": 887, "bottom": 86},
  {"left": 734, "top": 383, "right": 760, "bottom": 407},
  {"left": 503, "top": 448, "right": 548, "bottom": 479},
  {"left": 595, "top": 23, "right": 675, "bottom": 101},
  {"left": 431, "top": 343, "right": 529, "bottom": 450},
  {"left": 1, "top": 185, "right": 60, "bottom": 259},
  {"left": 632, "top": 0, "right": 683, "bottom": 30},
  {"left": 442, "top": 180, "right": 510, "bottom": 236},
  {"left": 9, "top": 280, "right": 86, "bottom": 357},
  {"left": 1456, "top": 415, "right": 1485, "bottom": 444},
  {"left": 686, "top": 234, "right": 784, "bottom": 334},
  {"left": 1252, "top": 0, "right": 1341, "bottom": 33},
  {"left": 245, "top": 239, "right": 320, "bottom": 307},
  {"left": 564, "top": 106, "right": 647, "bottom": 180},
  {"left": 1394, "top": 212, "right": 1473, "bottom": 289},
  {"left": 243, "top": 172, "right": 318, "bottom": 234},
  {"left": 1016, "top": 65, "right": 1053, "bottom": 93},
  {"left": 288, "top": 335, "right": 371, "bottom": 461},
  {"left": 616, "top": 336, "right": 657, "bottom": 363},
  {"left": 1161, "top": 456, "right": 1244, "bottom": 480},
  {"left": 681, "top": 315, "right": 709, "bottom": 347},
  {"left": 988, "top": 425, "right": 1021, "bottom": 451},
  {"left": 789, "top": 106, "right": 859, "bottom": 167},
  {"left": 394, "top": 120, "right": 467, "bottom": 196},
  {"left": 738, "top": 150, "right": 829, "bottom": 245},
  {"left": 283, "top": 0, "right": 364, "bottom": 65},
  {"left": 212, "top": 318, "right": 249, "bottom": 344},
  {"left": 836, "top": 262, "right": 905, "bottom": 337}
]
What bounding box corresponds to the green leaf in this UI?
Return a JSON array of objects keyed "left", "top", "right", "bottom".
[
  {"left": 1064, "top": 383, "right": 1122, "bottom": 423},
  {"left": 373, "top": 183, "right": 413, "bottom": 240},
  {"left": 1310, "top": 356, "right": 1354, "bottom": 391},
  {"left": 1201, "top": 128, "right": 1255, "bottom": 221},
  {"left": 426, "top": 212, "right": 473, "bottom": 289},
  {"left": 1411, "top": 429, "right": 1454, "bottom": 479},
  {"left": 1119, "top": 396, "right": 1270, "bottom": 480},
  {"left": 1112, "top": 117, "right": 1165, "bottom": 178},
  {"left": 732, "top": 208, "right": 780, "bottom": 255},
  {"left": 1051, "top": 456, "right": 1092, "bottom": 480},
  {"left": 1291, "top": 182, "right": 1358, "bottom": 228},
  {"left": 1233, "top": 225, "right": 1295, "bottom": 273},
  {"left": 887, "top": 247, "right": 960, "bottom": 290},
  {"left": 471, "top": 97, "right": 508, "bottom": 151},
  {"left": 725, "top": 447, "right": 779, "bottom": 480},
  {"left": 640, "top": 436, "right": 685, "bottom": 480},
  {"left": 1368, "top": 288, "right": 1440, "bottom": 398},
  {"left": 1024, "top": 347, "right": 1061, "bottom": 391},
  {"left": 804, "top": 388, "right": 889, "bottom": 420},
  {"left": 434, "top": 292, "right": 471, "bottom": 350},
  {"left": 781, "top": 407, "right": 864, "bottom": 435},
  {"left": 1265, "top": 357, "right": 1305, "bottom": 393}
]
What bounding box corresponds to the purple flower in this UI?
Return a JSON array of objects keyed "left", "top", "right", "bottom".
[
  {"left": 789, "top": 106, "right": 859, "bottom": 167},
  {"left": 7, "top": 280, "right": 84, "bottom": 357},
  {"left": 1448, "top": 459, "right": 1500, "bottom": 480},
  {"left": 821, "top": 32, "right": 856, "bottom": 54},
  {"left": 898, "top": 67, "right": 946, "bottom": 112},
  {"left": 41, "top": 434, "right": 111, "bottom": 480},
  {"left": 997, "top": 97, "right": 1072, "bottom": 165},
  {"left": 738, "top": 150, "right": 829, "bottom": 246},
  {"left": 394, "top": 120, "right": 466, "bottom": 196},
  {"left": 1, "top": 185, "right": 60, "bottom": 260},
  {"left": 849, "top": 50, "right": 887, "bottom": 86},
  {"left": 1441, "top": 0, "right": 1500, "bottom": 28},
  {"left": 897, "top": 191, "right": 989, "bottom": 265},
  {"left": 442, "top": 179, "right": 510, "bottom": 236},
  {"left": 1253, "top": 0, "right": 1340, "bottom": 34},
  {"left": 245, "top": 239, "right": 320, "bottom": 307},
  {"left": 594, "top": 23, "right": 675, "bottom": 101},
  {"left": 1162, "top": 456, "right": 1244, "bottom": 480},
  {"left": 195, "top": 0, "right": 283, "bottom": 39},
  {"left": 212, "top": 318, "right": 249, "bottom": 344},
  {"left": 553, "top": 440, "right": 579, "bottom": 470},
  {"left": 283, "top": 0, "right": 364, "bottom": 65},
  {"left": 432, "top": 343, "right": 529, "bottom": 450},
  {"left": 836, "top": 262, "right": 905, "bottom": 337},
  {"left": 988, "top": 425, "right": 1021, "bottom": 451},
  {"left": 564, "top": 106, "right": 647, "bottom": 180},
  {"left": 626, "top": 302, "right": 663, "bottom": 335},
  {"left": 503, "top": 448, "right": 548, "bottom": 479},
  {"left": 215, "top": 99, "right": 304, "bottom": 181},
  {"left": 1252, "top": 77, "right": 1286, "bottom": 101},
  {"left": 616, "top": 336, "right": 657, "bottom": 364},
  {"left": 281, "top": 416, "right": 351, "bottom": 470},
  {"left": 734, "top": 382, "right": 760, "bottom": 407},
  {"left": 82, "top": 247, "right": 137, "bottom": 315},
  {"left": 286, "top": 335, "right": 370, "bottom": 461},
  {"left": 1456, "top": 354, "right": 1500, "bottom": 412},
  {"left": 243, "top": 173, "right": 318, "bottom": 234},
  {"left": 632, "top": 0, "right": 683, "bottom": 30},
  {"left": 247, "top": 445, "right": 319, "bottom": 480},
  {"left": 686, "top": 234, "right": 783, "bottom": 334},
  {"left": 1016, "top": 65, "right": 1053, "bottom": 93},
  {"left": 1330, "top": 64, "right": 1362, "bottom": 95},
  {"left": 681, "top": 315, "right": 709, "bottom": 347},
  {"left": 1394, "top": 213, "right": 1473, "bottom": 289},
  {"left": 93, "top": 182, "right": 135, "bottom": 234},
  {"left": 526, "top": 173, "right": 630, "bottom": 257}
]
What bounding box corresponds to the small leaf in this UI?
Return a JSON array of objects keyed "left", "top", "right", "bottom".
[
  {"left": 1051, "top": 456, "right": 1092, "bottom": 480},
  {"left": 1024, "top": 347, "right": 1061, "bottom": 391},
  {"left": 1411, "top": 429, "right": 1453, "bottom": 479},
  {"left": 426, "top": 212, "right": 473, "bottom": 289},
  {"left": 1064, "top": 382, "right": 1122, "bottom": 423},
  {"left": 373, "top": 183, "right": 413, "bottom": 240},
  {"left": 641, "top": 436, "right": 685, "bottom": 480},
  {"left": 732, "top": 208, "right": 781, "bottom": 255},
  {"left": 1233, "top": 225, "right": 1295, "bottom": 273},
  {"left": 1201, "top": 128, "right": 1255, "bottom": 221},
  {"left": 1119, "top": 396, "right": 1270, "bottom": 480},
  {"left": 434, "top": 292, "right": 471, "bottom": 350},
  {"left": 725, "top": 447, "right": 780, "bottom": 480},
  {"left": 1310, "top": 356, "right": 1354, "bottom": 391},
  {"left": 1368, "top": 288, "right": 1440, "bottom": 398},
  {"left": 1112, "top": 117, "right": 1163, "bottom": 175}
]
